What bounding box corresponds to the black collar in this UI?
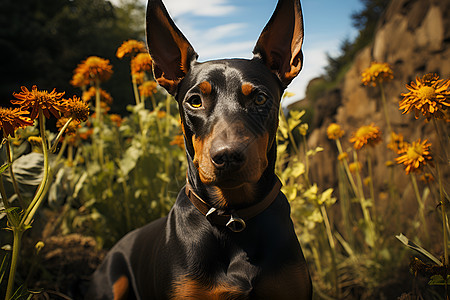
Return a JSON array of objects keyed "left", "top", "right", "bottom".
[{"left": 185, "top": 177, "right": 282, "bottom": 232}]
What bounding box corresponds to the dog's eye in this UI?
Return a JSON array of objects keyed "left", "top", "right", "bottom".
[
  {"left": 255, "top": 94, "right": 268, "bottom": 105},
  {"left": 187, "top": 95, "right": 202, "bottom": 108}
]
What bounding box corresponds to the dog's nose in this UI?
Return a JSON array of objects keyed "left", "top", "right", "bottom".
[{"left": 210, "top": 144, "right": 245, "bottom": 170}]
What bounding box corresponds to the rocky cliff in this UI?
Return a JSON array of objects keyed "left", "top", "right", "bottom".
[{"left": 304, "top": 0, "right": 449, "bottom": 222}]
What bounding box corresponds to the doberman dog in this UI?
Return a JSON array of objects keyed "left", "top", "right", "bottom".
[{"left": 87, "top": 0, "right": 312, "bottom": 298}]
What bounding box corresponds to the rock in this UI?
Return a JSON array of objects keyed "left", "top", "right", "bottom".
[{"left": 304, "top": 0, "right": 450, "bottom": 216}]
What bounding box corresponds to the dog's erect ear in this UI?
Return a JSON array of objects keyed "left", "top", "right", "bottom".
[
  {"left": 146, "top": 0, "right": 198, "bottom": 95},
  {"left": 253, "top": 0, "right": 304, "bottom": 88}
]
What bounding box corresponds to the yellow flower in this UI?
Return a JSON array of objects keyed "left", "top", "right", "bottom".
[
  {"left": 82, "top": 87, "right": 113, "bottom": 104},
  {"left": 338, "top": 152, "right": 348, "bottom": 161},
  {"left": 131, "top": 53, "right": 153, "bottom": 75},
  {"left": 349, "top": 162, "right": 362, "bottom": 173},
  {"left": 11, "top": 85, "right": 66, "bottom": 120},
  {"left": 396, "top": 139, "right": 433, "bottom": 174},
  {"left": 399, "top": 73, "right": 450, "bottom": 121},
  {"left": 361, "top": 62, "right": 393, "bottom": 86},
  {"left": 0, "top": 107, "right": 34, "bottom": 138},
  {"left": 28, "top": 136, "right": 43, "bottom": 147},
  {"left": 72, "top": 56, "right": 113, "bottom": 84},
  {"left": 387, "top": 131, "right": 407, "bottom": 154},
  {"left": 349, "top": 124, "right": 382, "bottom": 150},
  {"left": 327, "top": 123, "right": 344, "bottom": 140},
  {"left": 116, "top": 40, "right": 146, "bottom": 59},
  {"left": 139, "top": 81, "right": 158, "bottom": 98}
]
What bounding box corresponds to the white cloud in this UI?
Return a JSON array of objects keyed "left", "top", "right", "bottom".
[
  {"left": 164, "top": 0, "right": 237, "bottom": 17},
  {"left": 203, "top": 23, "right": 247, "bottom": 43},
  {"left": 199, "top": 41, "right": 255, "bottom": 60}
]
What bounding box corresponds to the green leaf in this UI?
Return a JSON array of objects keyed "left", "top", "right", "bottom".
[
  {"left": 428, "top": 275, "right": 450, "bottom": 286},
  {"left": 396, "top": 233, "right": 442, "bottom": 266},
  {"left": 0, "top": 163, "right": 10, "bottom": 174}
]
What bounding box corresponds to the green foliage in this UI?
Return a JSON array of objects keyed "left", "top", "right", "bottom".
[{"left": 61, "top": 94, "right": 186, "bottom": 249}]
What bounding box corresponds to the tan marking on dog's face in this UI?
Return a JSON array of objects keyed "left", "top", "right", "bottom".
[
  {"left": 192, "top": 133, "right": 215, "bottom": 185},
  {"left": 198, "top": 81, "right": 212, "bottom": 95},
  {"left": 191, "top": 124, "right": 269, "bottom": 191},
  {"left": 113, "top": 275, "right": 129, "bottom": 300},
  {"left": 241, "top": 82, "right": 254, "bottom": 96},
  {"left": 170, "top": 275, "right": 246, "bottom": 299}
]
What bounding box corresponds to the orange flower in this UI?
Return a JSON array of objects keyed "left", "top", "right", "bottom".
[
  {"left": 11, "top": 85, "right": 66, "bottom": 120},
  {"left": 72, "top": 56, "right": 113, "bottom": 84},
  {"left": 116, "top": 40, "right": 146, "bottom": 59},
  {"left": 64, "top": 95, "right": 90, "bottom": 122},
  {"left": 109, "top": 114, "right": 123, "bottom": 127},
  {"left": 133, "top": 72, "right": 145, "bottom": 85},
  {"left": 0, "top": 107, "right": 34, "bottom": 138},
  {"left": 157, "top": 111, "right": 167, "bottom": 119},
  {"left": 139, "top": 81, "right": 158, "bottom": 98},
  {"left": 79, "top": 128, "right": 94, "bottom": 140},
  {"left": 70, "top": 72, "right": 90, "bottom": 88},
  {"left": 349, "top": 124, "right": 382, "bottom": 150},
  {"left": 131, "top": 53, "right": 153, "bottom": 75},
  {"left": 170, "top": 135, "right": 185, "bottom": 149},
  {"left": 56, "top": 117, "right": 81, "bottom": 136},
  {"left": 399, "top": 73, "right": 450, "bottom": 121},
  {"left": 396, "top": 139, "right": 433, "bottom": 174},
  {"left": 361, "top": 62, "right": 393, "bottom": 87},
  {"left": 419, "top": 173, "right": 434, "bottom": 184},
  {"left": 327, "top": 123, "right": 344, "bottom": 140},
  {"left": 82, "top": 87, "right": 113, "bottom": 104},
  {"left": 387, "top": 131, "right": 408, "bottom": 154}
]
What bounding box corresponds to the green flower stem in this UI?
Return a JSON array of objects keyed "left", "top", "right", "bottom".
[
  {"left": 0, "top": 173, "right": 10, "bottom": 210},
  {"left": 302, "top": 134, "right": 310, "bottom": 187},
  {"left": 280, "top": 110, "right": 300, "bottom": 156},
  {"left": 353, "top": 150, "right": 376, "bottom": 247},
  {"left": 5, "top": 140, "right": 25, "bottom": 209},
  {"left": 50, "top": 117, "right": 74, "bottom": 153},
  {"left": 367, "top": 149, "right": 376, "bottom": 222},
  {"left": 320, "top": 205, "right": 339, "bottom": 298},
  {"left": 21, "top": 110, "right": 50, "bottom": 227},
  {"left": 150, "top": 94, "right": 162, "bottom": 135},
  {"left": 165, "top": 94, "right": 171, "bottom": 136},
  {"left": 437, "top": 163, "right": 448, "bottom": 266},
  {"left": 132, "top": 74, "right": 141, "bottom": 105},
  {"left": 55, "top": 139, "right": 68, "bottom": 163},
  {"left": 379, "top": 81, "right": 392, "bottom": 135},
  {"left": 95, "top": 81, "right": 104, "bottom": 167},
  {"left": 410, "top": 173, "right": 427, "bottom": 238},
  {"left": 432, "top": 118, "right": 449, "bottom": 165},
  {"left": 120, "top": 174, "right": 132, "bottom": 231},
  {"left": 335, "top": 139, "right": 359, "bottom": 198},
  {"left": 5, "top": 229, "right": 23, "bottom": 300}
]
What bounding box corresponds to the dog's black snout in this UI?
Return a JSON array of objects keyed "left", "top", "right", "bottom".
[{"left": 210, "top": 145, "right": 245, "bottom": 170}]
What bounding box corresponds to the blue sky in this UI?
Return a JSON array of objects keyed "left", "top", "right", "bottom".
[{"left": 151, "top": 0, "right": 365, "bottom": 104}]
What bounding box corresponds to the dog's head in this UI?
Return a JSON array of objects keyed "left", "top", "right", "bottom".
[{"left": 146, "top": 0, "right": 304, "bottom": 192}]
